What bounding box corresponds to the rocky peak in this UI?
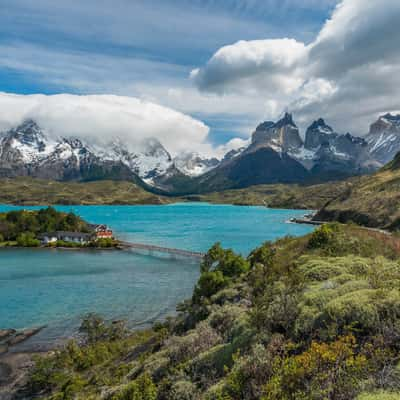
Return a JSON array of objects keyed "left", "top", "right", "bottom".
[
  {"left": 304, "top": 118, "right": 336, "bottom": 150},
  {"left": 369, "top": 113, "right": 400, "bottom": 136},
  {"left": 174, "top": 152, "right": 219, "bottom": 177},
  {"left": 255, "top": 121, "right": 274, "bottom": 132},
  {"left": 251, "top": 113, "right": 303, "bottom": 153},
  {"left": 275, "top": 112, "right": 296, "bottom": 129},
  {"left": 142, "top": 137, "right": 172, "bottom": 161},
  {"left": 9, "top": 119, "right": 47, "bottom": 150},
  {"left": 222, "top": 147, "right": 246, "bottom": 163},
  {"left": 366, "top": 113, "right": 400, "bottom": 165},
  {"left": 62, "top": 137, "right": 85, "bottom": 149}
]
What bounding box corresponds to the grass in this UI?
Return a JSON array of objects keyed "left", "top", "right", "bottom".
[
  {"left": 185, "top": 180, "right": 353, "bottom": 210},
  {"left": 316, "top": 163, "right": 400, "bottom": 229},
  {"left": 0, "top": 241, "right": 17, "bottom": 247},
  {"left": 0, "top": 177, "right": 353, "bottom": 210},
  {"left": 0, "top": 177, "right": 170, "bottom": 205}
]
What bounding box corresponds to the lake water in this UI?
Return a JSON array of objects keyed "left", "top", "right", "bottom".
[{"left": 0, "top": 203, "right": 313, "bottom": 347}]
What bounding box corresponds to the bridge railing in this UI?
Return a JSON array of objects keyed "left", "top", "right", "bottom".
[{"left": 119, "top": 241, "right": 205, "bottom": 259}]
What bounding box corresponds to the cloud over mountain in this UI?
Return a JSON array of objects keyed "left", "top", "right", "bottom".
[
  {"left": 0, "top": 92, "right": 210, "bottom": 155},
  {"left": 192, "top": 0, "right": 400, "bottom": 135}
]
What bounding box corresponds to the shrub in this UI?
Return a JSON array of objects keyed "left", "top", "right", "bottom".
[
  {"left": 248, "top": 242, "right": 275, "bottom": 269},
  {"left": 169, "top": 380, "right": 200, "bottom": 400},
  {"left": 263, "top": 335, "right": 369, "bottom": 400},
  {"left": 79, "top": 313, "right": 127, "bottom": 344},
  {"left": 16, "top": 232, "right": 40, "bottom": 247},
  {"left": 112, "top": 374, "right": 157, "bottom": 400},
  {"left": 208, "top": 305, "right": 248, "bottom": 341},
  {"left": 308, "top": 224, "right": 336, "bottom": 249},
  {"left": 224, "top": 337, "right": 286, "bottom": 400},
  {"left": 357, "top": 391, "right": 400, "bottom": 400},
  {"left": 201, "top": 243, "right": 250, "bottom": 278},
  {"left": 193, "top": 271, "right": 227, "bottom": 302},
  {"left": 189, "top": 343, "right": 236, "bottom": 383},
  {"left": 167, "top": 321, "right": 222, "bottom": 364}
]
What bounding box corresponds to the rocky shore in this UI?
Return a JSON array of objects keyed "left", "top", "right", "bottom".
[{"left": 0, "top": 328, "right": 44, "bottom": 400}]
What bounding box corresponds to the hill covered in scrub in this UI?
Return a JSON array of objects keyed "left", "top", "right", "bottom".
[
  {"left": 196, "top": 180, "right": 353, "bottom": 209},
  {"left": 19, "top": 224, "right": 400, "bottom": 400},
  {"left": 316, "top": 152, "right": 400, "bottom": 229},
  {"left": 0, "top": 177, "right": 169, "bottom": 205}
]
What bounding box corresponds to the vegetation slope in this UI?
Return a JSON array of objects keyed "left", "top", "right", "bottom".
[
  {"left": 316, "top": 153, "right": 400, "bottom": 229},
  {"left": 20, "top": 224, "right": 400, "bottom": 400},
  {"left": 0, "top": 176, "right": 353, "bottom": 211},
  {"left": 196, "top": 180, "right": 353, "bottom": 210},
  {"left": 0, "top": 178, "right": 169, "bottom": 205}
]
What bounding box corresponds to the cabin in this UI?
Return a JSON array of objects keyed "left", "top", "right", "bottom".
[
  {"left": 39, "top": 231, "right": 93, "bottom": 245},
  {"left": 89, "top": 224, "right": 114, "bottom": 239}
]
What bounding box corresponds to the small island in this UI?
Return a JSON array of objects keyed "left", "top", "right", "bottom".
[{"left": 0, "top": 207, "right": 118, "bottom": 249}]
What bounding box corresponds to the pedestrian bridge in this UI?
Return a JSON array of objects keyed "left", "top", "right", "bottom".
[{"left": 119, "top": 241, "right": 205, "bottom": 260}]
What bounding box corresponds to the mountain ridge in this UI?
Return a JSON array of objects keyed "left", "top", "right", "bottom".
[{"left": 0, "top": 113, "right": 398, "bottom": 194}]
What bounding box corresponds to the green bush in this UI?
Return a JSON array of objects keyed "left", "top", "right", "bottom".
[
  {"left": 79, "top": 313, "right": 127, "bottom": 344},
  {"left": 308, "top": 224, "right": 336, "bottom": 249},
  {"left": 193, "top": 271, "right": 227, "bottom": 302},
  {"left": 357, "top": 391, "right": 400, "bottom": 400},
  {"left": 16, "top": 232, "right": 40, "bottom": 247},
  {"left": 112, "top": 374, "right": 157, "bottom": 400}
]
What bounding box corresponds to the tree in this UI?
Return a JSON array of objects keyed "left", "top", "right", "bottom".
[
  {"left": 193, "top": 270, "right": 227, "bottom": 302},
  {"left": 16, "top": 232, "right": 40, "bottom": 247}
]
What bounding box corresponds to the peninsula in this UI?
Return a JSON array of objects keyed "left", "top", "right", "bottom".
[{"left": 0, "top": 207, "right": 117, "bottom": 249}]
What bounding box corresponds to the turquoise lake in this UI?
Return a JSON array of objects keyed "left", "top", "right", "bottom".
[{"left": 0, "top": 203, "right": 313, "bottom": 347}]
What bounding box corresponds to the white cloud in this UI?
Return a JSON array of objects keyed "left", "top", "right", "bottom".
[
  {"left": 192, "top": 38, "right": 307, "bottom": 95},
  {"left": 0, "top": 92, "right": 210, "bottom": 156},
  {"left": 215, "top": 137, "right": 251, "bottom": 158},
  {"left": 192, "top": 0, "right": 400, "bottom": 135}
]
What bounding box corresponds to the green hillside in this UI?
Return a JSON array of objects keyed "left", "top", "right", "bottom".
[
  {"left": 0, "top": 177, "right": 169, "bottom": 205},
  {"left": 316, "top": 153, "right": 400, "bottom": 229},
  {"left": 197, "top": 180, "right": 353, "bottom": 210},
  {"left": 22, "top": 224, "right": 400, "bottom": 399}
]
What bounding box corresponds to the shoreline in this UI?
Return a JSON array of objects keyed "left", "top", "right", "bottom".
[
  {"left": 0, "top": 327, "right": 47, "bottom": 398},
  {"left": 0, "top": 243, "right": 123, "bottom": 251}
]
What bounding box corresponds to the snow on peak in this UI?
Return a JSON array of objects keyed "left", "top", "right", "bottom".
[
  {"left": 6, "top": 120, "right": 56, "bottom": 163},
  {"left": 174, "top": 152, "right": 219, "bottom": 177}
]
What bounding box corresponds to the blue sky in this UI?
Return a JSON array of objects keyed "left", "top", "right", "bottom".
[{"left": 0, "top": 0, "right": 338, "bottom": 146}]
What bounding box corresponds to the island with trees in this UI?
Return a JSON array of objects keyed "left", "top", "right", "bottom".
[{"left": 0, "top": 207, "right": 117, "bottom": 248}]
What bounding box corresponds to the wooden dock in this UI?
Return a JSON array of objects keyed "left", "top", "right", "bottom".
[{"left": 120, "top": 241, "right": 205, "bottom": 260}]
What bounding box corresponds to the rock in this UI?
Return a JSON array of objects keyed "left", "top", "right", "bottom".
[
  {"left": 250, "top": 112, "right": 303, "bottom": 153},
  {"left": 0, "top": 362, "right": 13, "bottom": 384},
  {"left": 366, "top": 113, "right": 400, "bottom": 164},
  {"left": 0, "top": 329, "right": 16, "bottom": 342},
  {"left": 2, "top": 327, "right": 44, "bottom": 349}
]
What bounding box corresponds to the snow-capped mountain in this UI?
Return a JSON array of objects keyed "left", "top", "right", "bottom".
[
  {"left": 246, "top": 114, "right": 372, "bottom": 175},
  {"left": 189, "top": 113, "right": 382, "bottom": 193},
  {"left": 250, "top": 112, "right": 303, "bottom": 154},
  {"left": 2, "top": 113, "right": 400, "bottom": 193},
  {"left": 366, "top": 113, "right": 400, "bottom": 164},
  {"left": 173, "top": 152, "right": 219, "bottom": 177},
  {"left": 103, "top": 137, "right": 174, "bottom": 185},
  {"left": 0, "top": 120, "right": 221, "bottom": 187},
  {"left": 304, "top": 118, "right": 336, "bottom": 150}
]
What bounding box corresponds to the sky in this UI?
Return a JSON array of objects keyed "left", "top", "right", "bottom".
[{"left": 0, "top": 0, "right": 399, "bottom": 156}]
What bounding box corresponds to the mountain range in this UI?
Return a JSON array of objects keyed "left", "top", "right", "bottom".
[{"left": 1, "top": 113, "right": 399, "bottom": 194}]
